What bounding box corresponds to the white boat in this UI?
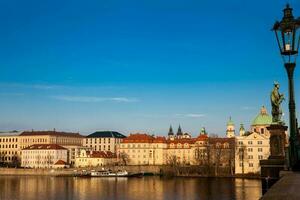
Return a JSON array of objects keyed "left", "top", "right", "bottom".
[{"left": 90, "top": 170, "right": 128, "bottom": 177}]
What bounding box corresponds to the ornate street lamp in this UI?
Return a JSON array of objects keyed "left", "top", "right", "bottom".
[{"left": 273, "top": 4, "right": 300, "bottom": 169}]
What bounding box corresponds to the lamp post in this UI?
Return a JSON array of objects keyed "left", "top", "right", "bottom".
[{"left": 273, "top": 4, "right": 300, "bottom": 170}]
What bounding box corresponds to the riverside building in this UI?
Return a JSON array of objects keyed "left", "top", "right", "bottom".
[
  {"left": 19, "top": 130, "right": 84, "bottom": 166},
  {"left": 74, "top": 149, "right": 117, "bottom": 167},
  {"left": 117, "top": 126, "right": 234, "bottom": 166},
  {"left": 0, "top": 131, "right": 21, "bottom": 166},
  {"left": 233, "top": 107, "right": 272, "bottom": 174},
  {"left": 83, "top": 131, "right": 126, "bottom": 153},
  {"left": 21, "top": 144, "right": 68, "bottom": 168}
]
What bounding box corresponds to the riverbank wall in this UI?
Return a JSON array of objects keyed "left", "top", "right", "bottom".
[
  {"left": 0, "top": 166, "right": 260, "bottom": 178},
  {"left": 0, "top": 166, "right": 162, "bottom": 176}
]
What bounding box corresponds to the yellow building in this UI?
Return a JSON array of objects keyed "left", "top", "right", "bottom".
[
  {"left": 75, "top": 149, "right": 116, "bottom": 168},
  {"left": 118, "top": 134, "right": 168, "bottom": 165},
  {"left": 19, "top": 130, "right": 83, "bottom": 149},
  {"left": 117, "top": 131, "right": 211, "bottom": 166},
  {"left": 0, "top": 131, "right": 21, "bottom": 166},
  {"left": 235, "top": 132, "right": 269, "bottom": 174},
  {"left": 21, "top": 144, "right": 68, "bottom": 168},
  {"left": 83, "top": 131, "right": 126, "bottom": 153}
]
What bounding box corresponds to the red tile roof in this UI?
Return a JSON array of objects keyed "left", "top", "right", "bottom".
[
  {"left": 167, "top": 138, "right": 196, "bottom": 144},
  {"left": 54, "top": 160, "right": 67, "bottom": 165},
  {"left": 152, "top": 136, "right": 166, "bottom": 143},
  {"left": 122, "top": 134, "right": 168, "bottom": 143},
  {"left": 23, "top": 144, "right": 67, "bottom": 150},
  {"left": 88, "top": 151, "right": 116, "bottom": 158},
  {"left": 122, "top": 133, "right": 155, "bottom": 143},
  {"left": 196, "top": 134, "right": 209, "bottom": 141},
  {"left": 20, "top": 131, "right": 83, "bottom": 138}
]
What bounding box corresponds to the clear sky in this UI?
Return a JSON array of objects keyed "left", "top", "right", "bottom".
[{"left": 1, "top": 0, "right": 300, "bottom": 136}]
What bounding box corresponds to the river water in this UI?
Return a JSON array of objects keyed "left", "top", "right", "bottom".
[{"left": 0, "top": 176, "right": 261, "bottom": 200}]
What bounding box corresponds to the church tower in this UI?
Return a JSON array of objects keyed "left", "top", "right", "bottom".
[
  {"left": 168, "top": 125, "right": 175, "bottom": 140},
  {"left": 200, "top": 127, "right": 207, "bottom": 135},
  {"left": 239, "top": 124, "right": 245, "bottom": 136},
  {"left": 177, "top": 125, "right": 183, "bottom": 139},
  {"left": 226, "top": 117, "right": 235, "bottom": 138}
]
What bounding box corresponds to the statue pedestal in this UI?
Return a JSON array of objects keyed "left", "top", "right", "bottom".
[{"left": 260, "top": 124, "right": 287, "bottom": 194}]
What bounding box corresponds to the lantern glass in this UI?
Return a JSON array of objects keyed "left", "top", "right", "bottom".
[{"left": 273, "top": 5, "right": 300, "bottom": 64}]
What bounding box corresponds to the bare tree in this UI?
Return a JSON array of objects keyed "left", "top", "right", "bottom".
[
  {"left": 166, "top": 154, "right": 180, "bottom": 175},
  {"left": 119, "top": 152, "right": 130, "bottom": 166},
  {"left": 236, "top": 144, "right": 248, "bottom": 174}
]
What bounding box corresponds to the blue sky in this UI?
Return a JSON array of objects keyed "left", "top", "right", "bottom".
[{"left": 1, "top": 0, "right": 300, "bottom": 136}]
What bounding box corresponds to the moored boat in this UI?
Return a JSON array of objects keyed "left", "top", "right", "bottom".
[{"left": 90, "top": 170, "right": 128, "bottom": 177}]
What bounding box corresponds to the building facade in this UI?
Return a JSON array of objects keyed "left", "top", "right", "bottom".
[
  {"left": 117, "top": 127, "right": 234, "bottom": 167},
  {"left": 75, "top": 149, "right": 116, "bottom": 168},
  {"left": 234, "top": 106, "right": 272, "bottom": 174},
  {"left": 21, "top": 144, "right": 68, "bottom": 168},
  {"left": 235, "top": 132, "right": 269, "bottom": 174},
  {"left": 83, "top": 131, "right": 126, "bottom": 153},
  {"left": 0, "top": 131, "right": 21, "bottom": 166},
  {"left": 118, "top": 134, "right": 167, "bottom": 165},
  {"left": 19, "top": 130, "right": 83, "bottom": 149}
]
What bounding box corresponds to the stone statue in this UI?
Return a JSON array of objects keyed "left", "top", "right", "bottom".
[{"left": 271, "top": 82, "right": 285, "bottom": 124}]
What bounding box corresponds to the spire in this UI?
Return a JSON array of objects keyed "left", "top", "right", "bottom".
[
  {"left": 239, "top": 124, "right": 245, "bottom": 131},
  {"left": 260, "top": 106, "right": 267, "bottom": 115},
  {"left": 239, "top": 123, "right": 245, "bottom": 136},
  {"left": 168, "top": 125, "right": 174, "bottom": 135},
  {"left": 227, "top": 116, "right": 234, "bottom": 126},
  {"left": 177, "top": 125, "right": 183, "bottom": 135}
]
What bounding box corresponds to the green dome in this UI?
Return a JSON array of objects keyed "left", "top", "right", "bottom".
[{"left": 251, "top": 106, "right": 272, "bottom": 126}]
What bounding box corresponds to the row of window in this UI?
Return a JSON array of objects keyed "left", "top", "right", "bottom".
[
  {"left": 239, "top": 147, "right": 264, "bottom": 152},
  {"left": 22, "top": 155, "right": 58, "bottom": 159},
  {"left": 239, "top": 163, "right": 254, "bottom": 167},
  {"left": 23, "top": 150, "right": 66, "bottom": 154},
  {"left": 0, "top": 156, "right": 18, "bottom": 161},
  {"left": 0, "top": 138, "right": 18, "bottom": 143},
  {"left": 239, "top": 154, "right": 264, "bottom": 160},
  {"left": 85, "top": 138, "right": 114, "bottom": 144},
  {"left": 0, "top": 144, "right": 18, "bottom": 149},
  {"left": 238, "top": 141, "right": 263, "bottom": 145},
  {"left": 0, "top": 151, "right": 18, "bottom": 155},
  {"left": 121, "top": 144, "right": 163, "bottom": 148},
  {"left": 87, "top": 145, "right": 111, "bottom": 151},
  {"left": 21, "top": 138, "right": 81, "bottom": 144}
]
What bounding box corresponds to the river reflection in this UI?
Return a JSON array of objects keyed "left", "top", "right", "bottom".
[{"left": 0, "top": 176, "right": 261, "bottom": 200}]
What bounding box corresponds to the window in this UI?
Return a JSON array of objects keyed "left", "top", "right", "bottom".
[
  {"left": 248, "top": 141, "right": 252, "bottom": 145},
  {"left": 248, "top": 155, "right": 253, "bottom": 159},
  {"left": 258, "top": 148, "right": 263, "bottom": 152},
  {"left": 248, "top": 148, "right": 253, "bottom": 152},
  {"left": 258, "top": 155, "right": 263, "bottom": 159},
  {"left": 238, "top": 141, "right": 243, "bottom": 145},
  {"left": 249, "top": 163, "right": 253, "bottom": 167},
  {"left": 258, "top": 141, "right": 263, "bottom": 145}
]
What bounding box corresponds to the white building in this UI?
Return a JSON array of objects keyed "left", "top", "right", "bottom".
[
  {"left": 235, "top": 107, "right": 272, "bottom": 174},
  {"left": 235, "top": 132, "right": 269, "bottom": 174},
  {"left": 21, "top": 144, "right": 68, "bottom": 168}
]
